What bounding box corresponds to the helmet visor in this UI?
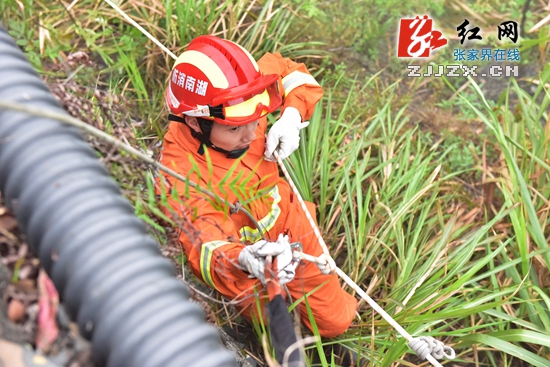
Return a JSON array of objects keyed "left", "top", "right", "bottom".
[
  {"left": 180, "top": 74, "right": 283, "bottom": 125},
  {"left": 220, "top": 81, "right": 282, "bottom": 125}
]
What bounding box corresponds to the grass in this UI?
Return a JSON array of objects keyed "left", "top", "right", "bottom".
[
  {"left": 286, "top": 77, "right": 550, "bottom": 365},
  {"left": 2, "top": 0, "right": 550, "bottom": 366}
]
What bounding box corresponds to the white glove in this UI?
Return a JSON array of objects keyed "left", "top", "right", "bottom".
[
  {"left": 238, "top": 234, "right": 298, "bottom": 285},
  {"left": 265, "top": 107, "right": 309, "bottom": 161}
]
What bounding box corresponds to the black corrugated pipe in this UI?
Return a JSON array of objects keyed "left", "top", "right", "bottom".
[{"left": 0, "top": 22, "right": 237, "bottom": 367}]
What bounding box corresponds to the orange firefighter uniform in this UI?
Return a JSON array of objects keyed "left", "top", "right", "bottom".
[{"left": 159, "top": 52, "right": 357, "bottom": 338}]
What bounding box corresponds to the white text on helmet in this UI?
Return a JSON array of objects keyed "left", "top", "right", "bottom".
[{"left": 172, "top": 69, "right": 209, "bottom": 97}]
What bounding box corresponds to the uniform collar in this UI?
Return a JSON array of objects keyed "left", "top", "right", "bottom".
[
  {"left": 169, "top": 118, "right": 267, "bottom": 172},
  {"left": 168, "top": 114, "right": 249, "bottom": 159}
]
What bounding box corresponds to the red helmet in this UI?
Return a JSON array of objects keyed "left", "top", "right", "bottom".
[{"left": 166, "top": 35, "right": 282, "bottom": 126}]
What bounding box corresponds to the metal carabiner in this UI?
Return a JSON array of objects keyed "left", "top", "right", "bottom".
[{"left": 290, "top": 241, "right": 303, "bottom": 262}]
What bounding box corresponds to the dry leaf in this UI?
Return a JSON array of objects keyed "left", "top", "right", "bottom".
[{"left": 36, "top": 269, "right": 59, "bottom": 351}]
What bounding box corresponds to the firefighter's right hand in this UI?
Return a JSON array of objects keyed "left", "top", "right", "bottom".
[
  {"left": 238, "top": 234, "right": 296, "bottom": 284},
  {"left": 264, "top": 107, "right": 308, "bottom": 161}
]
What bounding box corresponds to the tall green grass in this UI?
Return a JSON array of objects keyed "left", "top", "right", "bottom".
[{"left": 282, "top": 67, "right": 550, "bottom": 365}]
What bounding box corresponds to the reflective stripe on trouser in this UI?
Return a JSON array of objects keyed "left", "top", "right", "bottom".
[
  {"left": 236, "top": 200, "right": 357, "bottom": 338},
  {"left": 281, "top": 70, "right": 320, "bottom": 97},
  {"left": 200, "top": 240, "right": 231, "bottom": 290},
  {"left": 238, "top": 268, "right": 357, "bottom": 338},
  {"left": 239, "top": 185, "right": 281, "bottom": 243}
]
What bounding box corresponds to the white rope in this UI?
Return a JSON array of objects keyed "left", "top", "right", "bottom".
[
  {"left": 409, "top": 337, "right": 456, "bottom": 360},
  {"left": 103, "top": 0, "right": 178, "bottom": 61},
  {"left": 274, "top": 152, "right": 331, "bottom": 258},
  {"left": 275, "top": 152, "right": 455, "bottom": 366}
]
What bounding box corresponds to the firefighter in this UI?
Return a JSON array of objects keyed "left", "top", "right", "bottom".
[{"left": 159, "top": 35, "right": 357, "bottom": 338}]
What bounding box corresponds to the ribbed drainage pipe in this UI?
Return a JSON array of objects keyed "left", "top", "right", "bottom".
[{"left": 0, "top": 22, "right": 237, "bottom": 367}]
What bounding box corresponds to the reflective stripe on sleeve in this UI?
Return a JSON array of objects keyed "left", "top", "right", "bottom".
[
  {"left": 281, "top": 70, "right": 320, "bottom": 97},
  {"left": 200, "top": 240, "right": 231, "bottom": 290},
  {"left": 239, "top": 186, "right": 281, "bottom": 243}
]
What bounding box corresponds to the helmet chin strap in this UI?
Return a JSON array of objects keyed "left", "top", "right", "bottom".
[{"left": 168, "top": 114, "right": 249, "bottom": 159}]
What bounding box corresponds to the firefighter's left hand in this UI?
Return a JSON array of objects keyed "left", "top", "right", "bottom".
[
  {"left": 265, "top": 234, "right": 298, "bottom": 285},
  {"left": 238, "top": 234, "right": 298, "bottom": 285},
  {"left": 265, "top": 107, "right": 309, "bottom": 161}
]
